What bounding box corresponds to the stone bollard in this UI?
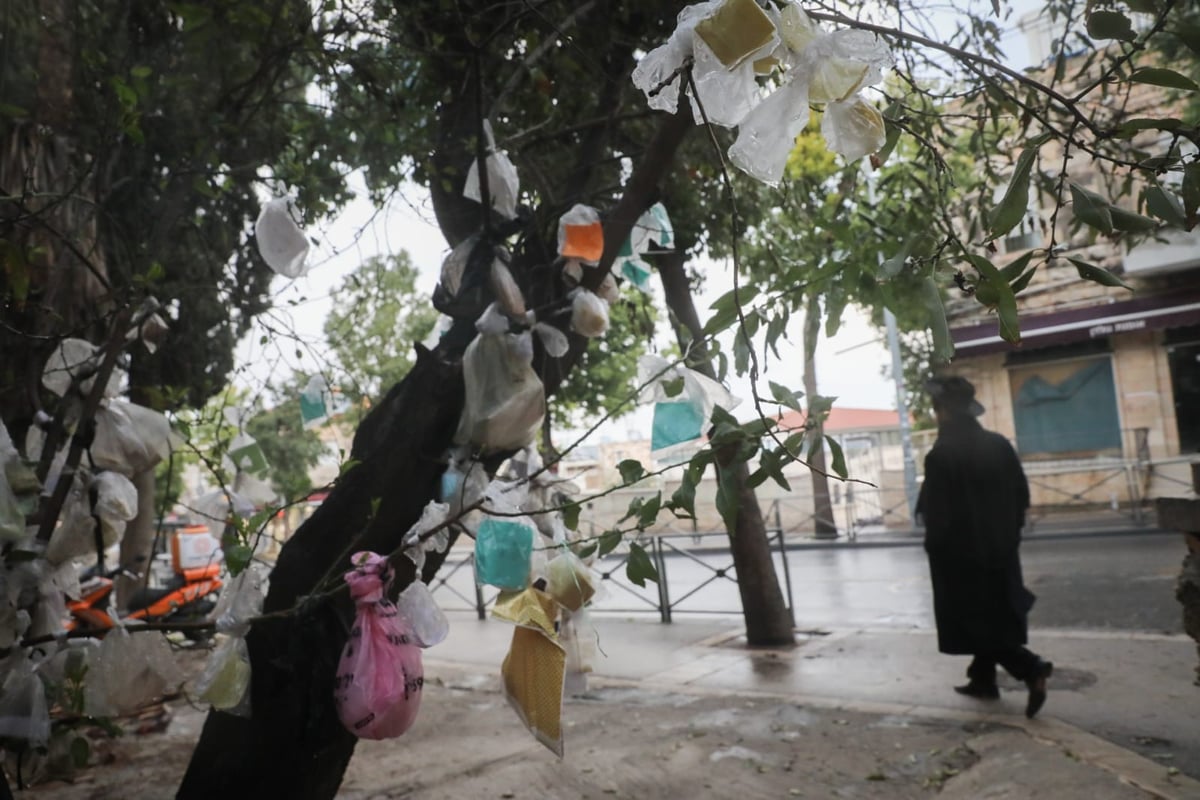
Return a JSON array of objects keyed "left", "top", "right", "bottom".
[{"left": 1155, "top": 463, "right": 1200, "bottom": 686}]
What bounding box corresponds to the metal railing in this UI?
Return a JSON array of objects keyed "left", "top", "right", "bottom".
[{"left": 427, "top": 528, "right": 796, "bottom": 623}]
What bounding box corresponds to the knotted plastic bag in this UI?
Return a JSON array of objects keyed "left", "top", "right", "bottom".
[
  {"left": 254, "top": 196, "right": 310, "bottom": 278},
  {"left": 195, "top": 563, "right": 267, "bottom": 714},
  {"left": 556, "top": 204, "right": 604, "bottom": 265},
  {"left": 475, "top": 518, "right": 535, "bottom": 591},
  {"left": 570, "top": 290, "right": 609, "bottom": 338},
  {"left": 463, "top": 120, "right": 520, "bottom": 221},
  {"left": 638, "top": 354, "right": 739, "bottom": 454},
  {"left": 334, "top": 552, "right": 423, "bottom": 740},
  {"left": 41, "top": 338, "right": 123, "bottom": 399},
  {"left": 395, "top": 581, "right": 449, "bottom": 648},
  {"left": 454, "top": 332, "right": 545, "bottom": 452},
  {"left": 92, "top": 401, "right": 174, "bottom": 476}
]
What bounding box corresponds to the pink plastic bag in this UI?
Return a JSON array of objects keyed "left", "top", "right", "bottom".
[{"left": 333, "top": 552, "right": 424, "bottom": 739}]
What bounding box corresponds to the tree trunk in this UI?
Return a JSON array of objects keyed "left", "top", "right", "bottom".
[
  {"left": 116, "top": 467, "right": 157, "bottom": 609},
  {"left": 657, "top": 251, "right": 794, "bottom": 646},
  {"left": 177, "top": 351, "right": 465, "bottom": 798},
  {"left": 803, "top": 296, "right": 837, "bottom": 539}
]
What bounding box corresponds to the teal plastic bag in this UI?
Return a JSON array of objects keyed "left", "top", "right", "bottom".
[
  {"left": 651, "top": 401, "right": 704, "bottom": 453},
  {"left": 475, "top": 519, "right": 534, "bottom": 590}
]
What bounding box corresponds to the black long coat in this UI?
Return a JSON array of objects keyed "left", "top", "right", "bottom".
[{"left": 916, "top": 415, "right": 1034, "bottom": 655}]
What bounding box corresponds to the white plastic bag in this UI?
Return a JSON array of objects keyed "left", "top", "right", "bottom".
[
  {"left": 0, "top": 421, "right": 24, "bottom": 542},
  {"left": 92, "top": 470, "right": 139, "bottom": 542},
  {"left": 638, "top": 354, "right": 739, "bottom": 454},
  {"left": 395, "top": 581, "right": 449, "bottom": 648},
  {"left": 533, "top": 323, "right": 569, "bottom": 358},
  {"left": 195, "top": 635, "right": 251, "bottom": 714},
  {"left": 46, "top": 473, "right": 100, "bottom": 565},
  {"left": 401, "top": 500, "right": 450, "bottom": 573},
  {"left": 84, "top": 625, "right": 182, "bottom": 717},
  {"left": 728, "top": 77, "right": 810, "bottom": 185},
  {"left": 454, "top": 332, "right": 545, "bottom": 452},
  {"left": 92, "top": 401, "right": 174, "bottom": 475},
  {"left": 42, "top": 338, "right": 123, "bottom": 398},
  {"left": 490, "top": 258, "right": 527, "bottom": 318},
  {"left": 463, "top": 120, "right": 520, "bottom": 221},
  {"left": 0, "top": 653, "right": 50, "bottom": 746},
  {"left": 254, "top": 196, "right": 310, "bottom": 278},
  {"left": 570, "top": 290, "right": 610, "bottom": 338}
]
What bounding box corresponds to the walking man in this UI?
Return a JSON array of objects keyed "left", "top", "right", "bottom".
[{"left": 916, "top": 376, "right": 1053, "bottom": 718}]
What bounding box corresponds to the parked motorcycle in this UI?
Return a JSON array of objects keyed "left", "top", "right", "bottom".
[{"left": 66, "top": 524, "right": 223, "bottom": 638}]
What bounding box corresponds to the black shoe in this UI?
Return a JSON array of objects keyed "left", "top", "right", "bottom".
[
  {"left": 954, "top": 682, "right": 1000, "bottom": 700},
  {"left": 1025, "top": 661, "right": 1053, "bottom": 718}
]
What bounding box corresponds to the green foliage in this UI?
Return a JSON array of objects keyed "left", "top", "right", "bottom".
[
  {"left": 625, "top": 541, "right": 659, "bottom": 587},
  {"left": 323, "top": 253, "right": 439, "bottom": 402},
  {"left": 245, "top": 390, "right": 326, "bottom": 503}
]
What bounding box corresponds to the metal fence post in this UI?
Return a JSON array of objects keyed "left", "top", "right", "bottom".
[
  {"left": 776, "top": 528, "right": 795, "bottom": 625},
  {"left": 470, "top": 555, "right": 486, "bottom": 620},
  {"left": 653, "top": 536, "right": 672, "bottom": 623}
]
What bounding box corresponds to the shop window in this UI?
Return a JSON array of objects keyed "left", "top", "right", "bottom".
[
  {"left": 1167, "top": 326, "right": 1200, "bottom": 454},
  {"left": 1008, "top": 356, "right": 1122, "bottom": 458}
]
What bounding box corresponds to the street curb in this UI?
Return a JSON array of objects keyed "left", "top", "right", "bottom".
[{"left": 422, "top": 657, "right": 1199, "bottom": 800}]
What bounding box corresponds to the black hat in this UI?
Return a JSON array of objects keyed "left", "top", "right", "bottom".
[{"left": 925, "top": 375, "right": 984, "bottom": 416}]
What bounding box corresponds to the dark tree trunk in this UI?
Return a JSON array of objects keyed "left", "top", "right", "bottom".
[
  {"left": 803, "top": 296, "right": 837, "bottom": 539},
  {"left": 177, "top": 351, "right": 465, "bottom": 798},
  {"left": 657, "top": 251, "right": 794, "bottom": 646}
]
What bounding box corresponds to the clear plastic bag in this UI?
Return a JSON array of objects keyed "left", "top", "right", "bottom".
[
  {"left": 254, "top": 196, "right": 310, "bottom": 278},
  {"left": 0, "top": 653, "right": 50, "bottom": 747},
  {"left": 401, "top": 500, "right": 450, "bottom": 573},
  {"left": 211, "top": 562, "right": 268, "bottom": 637},
  {"left": 334, "top": 553, "right": 423, "bottom": 740},
  {"left": 570, "top": 290, "right": 609, "bottom": 338},
  {"left": 821, "top": 95, "right": 886, "bottom": 162},
  {"left": 46, "top": 473, "right": 101, "bottom": 565},
  {"left": 195, "top": 635, "right": 251, "bottom": 715},
  {"left": 463, "top": 121, "right": 520, "bottom": 221},
  {"left": 41, "top": 338, "right": 123, "bottom": 399},
  {"left": 533, "top": 323, "right": 569, "bottom": 358},
  {"left": 544, "top": 549, "right": 597, "bottom": 612},
  {"left": 92, "top": 401, "right": 174, "bottom": 476},
  {"left": 84, "top": 625, "right": 182, "bottom": 717},
  {"left": 92, "top": 470, "right": 139, "bottom": 542},
  {"left": 395, "top": 581, "right": 449, "bottom": 648},
  {"left": 490, "top": 258, "right": 527, "bottom": 318},
  {"left": 474, "top": 518, "right": 535, "bottom": 591},
  {"left": 631, "top": 2, "right": 717, "bottom": 114},
  {"left": 454, "top": 332, "right": 545, "bottom": 452},
  {"left": 728, "top": 77, "right": 810, "bottom": 185},
  {"left": 638, "top": 355, "right": 739, "bottom": 454}
]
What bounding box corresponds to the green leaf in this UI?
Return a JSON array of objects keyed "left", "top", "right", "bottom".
[
  {"left": 879, "top": 236, "right": 917, "bottom": 278},
  {"left": 761, "top": 447, "right": 792, "bottom": 491},
  {"left": 626, "top": 542, "right": 659, "bottom": 587},
  {"left": 1114, "top": 118, "right": 1182, "bottom": 138},
  {"left": 1171, "top": 22, "right": 1200, "bottom": 57},
  {"left": 637, "top": 491, "right": 663, "bottom": 528},
  {"left": 1128, "top": 68, "right": 1199, "bottom": 92},
  {"left": 919, "top": 279, "right": 954, "bottom": 363},
  {"left": 998, "top": 251, "right": 1036, "bottom": 282},
  {"left": 1067, "top": 257, "right": 1132, "bottom": 290},
  {"left": 660, "top": 376, "right": 685, "bottom": 398},
  {"left": 1110, "top": 206, "right": 1159, "bottom": 233},
  {"left": 966, "top": 254, "right": 1021, "bottom": 343},
  {"left": 1086, "top": 10, "right": 1136, "bottom": 41},
  {"left": 224, "top": 543, "right": 254, "bottom": 577},
  {"left": 1069, "top": 182, "right": 1113, "bottom": 235},
  {"left": 704, "top": 286, "right": 758, "bottom": 337},
  {"left": 1182, "top": 163, "right": 1200, "bottom": 220},
  {"left": 617, "top": 459, "right": 646, "bottom": 485},
  {"left": 575, "top": 542, "right": 598, "bottom": 559},
  {"left": 708, "top": 405, "right": 744, "bottom": 447},
  {"left": 130, "top": 64, "right": 153, "bottom": 79},
  {"left": 670, "top": 472, "right": 698, "bottom": 518},
  {"left": 562, "top": 502, "right": 581, "bottom": 531},
  {"left": 1145, "top": 186, "right": 1187, "bottom": 228},
  {"left": 825, "top": 436, "right": 848, "bottom": 480},
  {"left": 988, "top": 146, "right": 1039, "bottom": 238},
  {"left": 1009, "top": 266, "right": 1039, "bottom": 295},
  {"left": 768, "top": 380, "right": 804, "bottom": 411},
  {"left": 715, "top": 465, "right": 741, "bottom": 533},
  {"left": 598, "top": 528, "right": 623, "bottom": 557}
]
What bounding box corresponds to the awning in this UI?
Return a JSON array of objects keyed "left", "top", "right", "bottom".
[{"left": 950, "top": 290, "right": 1200, "bottom": 357}]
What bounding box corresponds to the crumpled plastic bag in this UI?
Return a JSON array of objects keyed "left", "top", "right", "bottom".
[
  {"left": 618, "top": 202, "right": 674, "bottom": 291},
  {"left": 638, "top": 354, "right": 739, "bottom": 454},
  {"left": 401, "top": 500, "right": 450, "bottom": 574},
  {"left": 41, "top": 338, "right": 123, "bottom": 399},
  {"left": 544, "top": 549, "right": 597, "bottom": 612},
  {"left": 475, "top": 481, "right": 536, "bottom": 591},
  {"left": 395, "top": 581, "right": 449, "bottom": 648},
  {"left": 821, "top": 95, "right": 886, "bottom": 162},
  {"left": 0, "top": 652, "right": 50, "bottom": 746},
  {"left": 440, "top": 449, "right": 488, "bottom": 517},
  {"left": 334, "top": 552, "right": 423, "bottom": 740},
  {"left": 464, "top": 120, "right": 520, "bottom": 221},
  {"left": 92, "top": 401, "right": 174, "bottom": 476},
  {"left": 561, "top": 609, "right": 596, "bottom": 696},
  {"left": 92, "top": 470, "right": 139, "bottom": 542},
  {"left": 557, "top": 204, "right": 604, "bottom": 265},
  {"left": 570, "top": 290, "right": 609, "bottom": 338},
  {"left": 46, "top": 472, "right": 101, "bottom": 566},
  {"left": 194, "top": 563, "right": 267, "bottom": 715},
  {"left": 533, "top": 323, "right": 569, "bottom": 358},
  {"left": 631, "top": 1, "right": 716, "bottom": 114},
  {"left": 84, "top": 625, "right": 182, "bottom": 717},
  {"left": 254, "top": 196, "right": 310, "bottom": 278},
  {"left": 454, "top": 332, "right": 545, "bottom": 452},
  {"left": 728, "top": 76, "right": 810, "bottom": 185},
  {"left": 490, "top": 257, "right": 527, "bottom": 318}
]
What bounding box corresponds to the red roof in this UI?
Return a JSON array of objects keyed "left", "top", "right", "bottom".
[{"left": 777, "top": 407, "right": 901, "bottom": 433}]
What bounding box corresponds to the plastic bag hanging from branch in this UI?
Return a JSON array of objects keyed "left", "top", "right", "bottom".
[
  {"left": 570, "top": 290, "right": 610, "bottom": 338},
  {"left": 92, "top": 401, "right": 175, "bottom": 476},
  {"left": 194, "top": 563, "right": 268, "bottom": 714},
  {"left": 254, "top": 196, "right": 310, "bottom": 278},
  {"left": 454, "top": 331, "right": 545, "bottom": 452},
  {"left": 618, "top": 202, "right": 674, "bottom": 290},
  {"left": 474, "top": 481, "right": 537, "bottom": 592},
  {"left": 638, "top": 354, "right": 739, "bottom": 454},
  {"left": 334, "top": 552, "right": 424, "bottom": 740},
  {"left": 463, "top": 120, "right": 520, "bottom": 221},
  {"left": 556, "top": 204, "right": 604, "bottom": 265},
  {"left": 41, "top": 338, "right": 124, "bottom": 399}
]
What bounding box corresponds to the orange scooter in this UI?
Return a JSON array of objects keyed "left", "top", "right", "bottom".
[{"left": 66, "top": 524, "right": 224, "bottom": 638}]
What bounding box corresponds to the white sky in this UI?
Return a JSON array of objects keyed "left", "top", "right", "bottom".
[{"left": 233, "top": 0, "right": 1048, "bottom": 437}]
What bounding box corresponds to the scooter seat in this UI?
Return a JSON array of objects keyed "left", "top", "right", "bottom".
[{"left": 126, "top": 575, "right": 185, "bottom": 612}]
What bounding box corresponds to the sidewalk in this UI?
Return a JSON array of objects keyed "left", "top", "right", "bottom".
[
  {"left": 397, "top": 613, "right": 1200, "bottom": 799},
  {"left": 28, "top": 614, "right": 1199, "bottom": 799}
]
